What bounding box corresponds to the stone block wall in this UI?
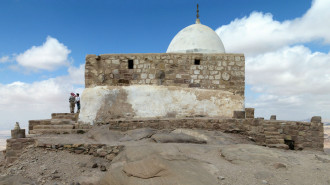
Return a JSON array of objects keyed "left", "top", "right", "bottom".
[
  {"left": 5, "top": 138, "right": 35, "bottom": 163},
  {"left": 107, "top": 118, "right": 324, "bottom": 151},
  {"left": 35, "top": 142, "right": 124, "bottom": 161},
  {"left": 261, "top": 120, "right": 323, "bottom": 150},
  {"left": 85, "top": 53, "right": 245, "bottom": 96}
]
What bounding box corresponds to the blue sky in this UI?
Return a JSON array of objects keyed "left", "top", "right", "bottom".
[{"left": 0, "top": 0, "right": 329, "bottom": 130}]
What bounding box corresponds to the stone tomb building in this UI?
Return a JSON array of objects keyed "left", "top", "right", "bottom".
[
  {"left": 23, "top": 9, "right": 323, "bottom": 152},
  {"left": 79, "top": 16, "right": 245, "bottom": 124}
]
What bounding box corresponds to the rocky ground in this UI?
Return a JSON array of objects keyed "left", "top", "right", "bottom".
[
  {"left": 0, "top": 125, "right": 329, "bottom": 185},
  {"left": 324, "top": 125, "right": 330, "bottom": 153}
]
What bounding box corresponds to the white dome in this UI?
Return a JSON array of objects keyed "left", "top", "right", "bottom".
[{"left": 166, "top": 23, "right": 225, "bottom": 53}]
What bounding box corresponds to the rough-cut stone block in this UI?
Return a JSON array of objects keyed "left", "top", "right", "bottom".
[
  {"left": 11, "top": 129, "right": 25, "bottom": 139},
  {"left": 233, "top": 111, "right": 245, "bottom": 119},
  {"left": 245, "top": 108, "right": 254, "bottom": 118},
  {"left": 311, "top": 116, "right": 321, "bottom": 123},
  {"left": 270, "top": 115, "right": 276, "bottom": 120}
]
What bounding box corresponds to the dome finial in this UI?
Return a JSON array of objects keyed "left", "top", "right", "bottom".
[{"left": 196, "top": 4, "right": 201, "bottom": 24}]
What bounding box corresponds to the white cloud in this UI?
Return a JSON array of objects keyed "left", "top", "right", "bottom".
[
  {"left": 0, "top": 56, "right": 10, "bottom": 63},
  {"left": 0, "top": 64, "right": 84, "bottom": 130},
  {"left": 246, "top": 93, "right": 330, "bottom": 121},
  {"left": 245, "top": 46, "right": 330, "bottom": 120},
  {"left": 59, "top": 64, "right": 85, "bottom": 85},
  {"left": 247, "top": 45, "right": 330, "bottom": 96},
  {"left": 16, "top": 36, "right": 71, "bottom": 71},
  {"left": 216, "top": 0, "right": 330, "bottom": 56},
  {"left": 216, "top": 0, "right": 330, "bottom": 120}
]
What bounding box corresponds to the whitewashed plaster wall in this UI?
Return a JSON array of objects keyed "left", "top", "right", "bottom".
[{"left": 79, "top": 85, "right": 244, "bottom": 124}]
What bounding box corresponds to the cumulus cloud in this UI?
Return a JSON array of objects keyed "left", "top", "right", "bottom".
[
  {"left": 16, "top": 36, "right": 71, "bottom": 70},
  {"left": 216, "top": 0, "right": 330, "bottom": 56},
  {"left": 62, "top": 64, "right": 85, "bottom": 85},
  {"left": 247, "top": 93, "right": 330, "bottom": 120},
  {"left": 0, "top": 35, "right": 82, "bottom": 130},
  {"left": 0, "top": 64, "right": 84, "bottom": 130},
  {"left": 0, "top": 56, "right": 10, "bottom": 63},
  {"left": 216, "top": 0, "right": 330, "bottom": 120},
  {"left": 246, "top": 46, "right": 330, "bottom": 119},
  {"left": 247, "top": 45, "right": 330, "bottom": 95}
]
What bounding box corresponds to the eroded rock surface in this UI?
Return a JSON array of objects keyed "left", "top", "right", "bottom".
[
  {"left": 1, "top": 126, "right": 330, "bottom": 185},
  {"left": 99, "top": 145, "right": 219, "bottom": 185}
]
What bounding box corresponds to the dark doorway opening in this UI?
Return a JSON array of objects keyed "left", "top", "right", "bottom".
[
  {"left": 284, "top": 139, "right": 295, "bottom": 150},
  {"left": 194, "top": 59, "right": 200, "bottom": 65}
]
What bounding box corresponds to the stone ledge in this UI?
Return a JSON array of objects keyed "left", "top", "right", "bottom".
[{"left": 29, "top": 129, "right": 89, "bottom": 135}]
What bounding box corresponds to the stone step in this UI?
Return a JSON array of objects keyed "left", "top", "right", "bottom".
[
  {"left": 29, "top": 119, "right": 76, "bottom": 133},
  {"left": 29, "top": 129, "right": 89, "bottom": 135},
  {"left": 51, "top": 113, "right": 78, "bottom": 121},
  {"left": 29, "top": 119, "right": 52, "bottom": 132},
  {"left": 33, "top": 125, "right": 74, "bottom": 130},
  {"left": 50, "top": 119, "right": 75, "bottom": 125},
  {"left": 74, "top": 124, "right": 92, "bottom": 129}
]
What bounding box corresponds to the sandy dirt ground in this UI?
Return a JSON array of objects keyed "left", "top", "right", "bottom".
[{"left": 0, "top": 126, "right": 329, "bottom": 185}]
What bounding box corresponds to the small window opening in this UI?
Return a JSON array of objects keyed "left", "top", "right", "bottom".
[
  {"left": 284, "top": 139, "right": 295, "bottom": 150},
  {"left": 128, "top": 60, "right": 134, "bottom": 69},
  {"left": 194, "top": 59, "right": 200, "bottom": 65}
]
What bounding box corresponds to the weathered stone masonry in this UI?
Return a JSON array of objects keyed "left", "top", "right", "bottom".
[
  {"left": 107, "top": 117, "right": 324, "bottom": 150},
  {"left": 79, "top": 53, "right": 245, "bottom": 122},
  {"left": 5, "top": 138, "right": 35, "bottom": 163},
  {"left": 85, "top": 53, "right": 245, "bottom": 95}
]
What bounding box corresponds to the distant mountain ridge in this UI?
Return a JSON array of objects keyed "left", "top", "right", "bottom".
[{"left": 322, "top": 119, "right": 330, "bottom": 126}]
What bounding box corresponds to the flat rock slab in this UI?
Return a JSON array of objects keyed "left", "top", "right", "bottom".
[
  {"left": 120, "top": 128, "right": 157, "bottom": 142},
  {"left": 220, "top": 144, "right": 302, "bottom": 166},
  {"left": 122, "top": 155, "right": 168, "bottom": 179},
  {"left": 99, "top": 145, "right": 218, "bottom": 185},
  {"left": 151, "top": 132, "right": 207, "bottom": 144}
]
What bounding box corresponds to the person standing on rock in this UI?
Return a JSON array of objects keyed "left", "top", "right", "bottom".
[
  {"left": 69, "top": 93, "right": 76, "bottom": 113},
  {"left": 76, "top": 93, "right": 80, "bottom": 113}
]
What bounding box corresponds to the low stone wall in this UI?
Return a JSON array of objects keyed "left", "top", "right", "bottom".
[
  {"left": 5, "top": 138, "right": 35, "bottom": 163},
  {"left": 35, "top": 142, "right": 124, "bottom": 161},
  {"left": 107, "top": 118, "right": 324, "bottom": 151}
]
